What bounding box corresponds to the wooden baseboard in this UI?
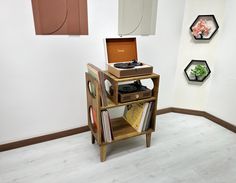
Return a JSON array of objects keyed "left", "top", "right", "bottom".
[
  {"left": 171, "top": 107, "right": 206, "bottom": 117},
  {"left": 157, "top": 107, "right": 236, "bottom": 133},
  {"left": 1, "top": 108, "right": 235, "bottom": 152},
  {"left": 203, "top": 112, "right": 236, "bottom": 133},
  {"left": 0, "top": 126, "right": 89, "bottom": 152},
  {"left": 156, "top": 107, "right": 173, "bottom": 115}
]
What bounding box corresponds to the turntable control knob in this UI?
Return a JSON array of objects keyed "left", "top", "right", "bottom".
[{"left": 135, "top": 94, "right": 139, "bottom": 99}]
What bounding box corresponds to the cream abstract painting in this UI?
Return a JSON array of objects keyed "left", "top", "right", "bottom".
[{"left": 118, "top": 0, "right": 158, "bottom": 36}]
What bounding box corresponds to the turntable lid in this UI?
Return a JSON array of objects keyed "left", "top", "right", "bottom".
[{"left": 106, "top": 38, "right": 138, "bottom": 63}]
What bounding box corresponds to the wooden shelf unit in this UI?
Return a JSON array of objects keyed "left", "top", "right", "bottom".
[{"left": 86, "top": 71, "right": 160, "bottom": 162}]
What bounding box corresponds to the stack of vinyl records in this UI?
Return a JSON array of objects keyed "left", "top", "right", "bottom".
[{"left": 123, "top": 102, "right": 154, "bottom": 132}]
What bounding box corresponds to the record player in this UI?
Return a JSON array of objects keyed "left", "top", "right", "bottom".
[
  {"left": 109, "top": 81, "right": 152, "bottom": 103},
  {"left": 105, "top": 38, "right": 153, "bottom": 78}
]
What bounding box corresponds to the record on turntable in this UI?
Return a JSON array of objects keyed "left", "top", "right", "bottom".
[
  {"left": 118, "top": 84, "right": 137, "bottom": 93},
  {"left": 114, "top": 60, "right": 143, "bottom": 69}
]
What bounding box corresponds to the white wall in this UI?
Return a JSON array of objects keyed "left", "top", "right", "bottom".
[
  {"left": 173, "top": 0, "right": 236, "bottom": 125},
  {"left": 173, "top": 0, "right": 225, "bottom": 110},
  {"left": 0, "top": 0, "right": 185, "bottom": 144},
  {"left": 206, "top": 0, "right": 236, "bottom": 125}
]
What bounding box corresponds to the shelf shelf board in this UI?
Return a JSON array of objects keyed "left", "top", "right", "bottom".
[
  {"left": 104, "top": 71, "right": 159, "bottom": 82},
  {"left": 102, "top": 117, "right": 153, "bottom": 145},
  {"left": 101, "top": 97, "right": 156, "bottom": 110}
]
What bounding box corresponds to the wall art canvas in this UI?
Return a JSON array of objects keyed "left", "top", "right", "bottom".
[{"left": 31, "top": 0, "right": 88, "bottom": 35}]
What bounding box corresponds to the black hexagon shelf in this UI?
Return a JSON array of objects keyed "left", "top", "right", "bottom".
[
  {"left": 190, "top": 15, "right": 219, "bottom": 40},
  {"left": 184, "top": 60, "right": 211, "bottom": 82}
]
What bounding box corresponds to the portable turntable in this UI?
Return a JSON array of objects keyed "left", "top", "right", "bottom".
[
  {"left": 105, "top": 38, "right": 153, "bottom": 78},
  {"left": 109, "top": 81, "right": 152, "bottom": 103}
]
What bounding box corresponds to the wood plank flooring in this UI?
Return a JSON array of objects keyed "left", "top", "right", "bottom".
[{"left": 0, "top": 113, "right": 235, "bottom": 183}]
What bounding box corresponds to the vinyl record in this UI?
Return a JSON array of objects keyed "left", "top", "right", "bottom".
[
  {"left": 118, "top": 84, "right": 137, "bottom": 93},
  {"left": 114, "top": 63, "right": 135, "bottom": 69}
]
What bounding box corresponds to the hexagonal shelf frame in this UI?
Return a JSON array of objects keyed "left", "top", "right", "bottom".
[
  {"left": 190, "top": 15, "right": 219, "bottom": 40},
  {"left": 184, "top": 60, "right": 211, "bottom": 82}
]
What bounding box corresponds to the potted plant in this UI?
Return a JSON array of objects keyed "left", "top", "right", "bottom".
[{"left": 190, "top": 64, "right": 208, "bottom": 81}]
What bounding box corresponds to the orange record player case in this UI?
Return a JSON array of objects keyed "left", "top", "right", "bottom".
[{"left": 105, "top": 38, "right": 153, "bottom": 78}]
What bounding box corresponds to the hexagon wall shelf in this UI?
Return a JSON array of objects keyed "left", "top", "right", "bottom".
[
  {"left": 190, "top": 15, "right": 219, "bottom": 40},
  {"left": 184, "top": 60, "right": 211, "bottom": 83}
]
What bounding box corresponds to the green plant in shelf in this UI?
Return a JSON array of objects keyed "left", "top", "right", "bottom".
[{"left": 191, "top": 64, "right": 208, "bottom": 79}]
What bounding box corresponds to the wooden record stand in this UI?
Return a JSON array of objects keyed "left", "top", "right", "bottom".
[{"left": 85, "top": 71, "right": 160, "bottom": 162}]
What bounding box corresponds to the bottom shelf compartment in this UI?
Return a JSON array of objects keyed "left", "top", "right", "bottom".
[
  {"left": 112, "top": 117, "right": 139, "bottom": 141},
  {"left": 101, "top": 117, "right": 153, "bottom": 144}
]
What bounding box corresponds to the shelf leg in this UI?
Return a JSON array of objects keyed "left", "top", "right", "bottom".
[
  {"left": 100, "top": 145, "right": 107, "bottom": 162},
  {"left": 91, "top": 133, "right": 95, "bottom": 144},
  {"left": 146, "top": 133, "right": 152, "bottom": 148}
]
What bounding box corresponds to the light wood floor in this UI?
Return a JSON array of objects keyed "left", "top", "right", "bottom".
[{"left": 0, "top": 113, "right": 235, "bottom": 183}]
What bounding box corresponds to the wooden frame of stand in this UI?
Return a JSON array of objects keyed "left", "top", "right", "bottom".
[{"left": 85, "top": 71, "right": 160, "bottom": 162}]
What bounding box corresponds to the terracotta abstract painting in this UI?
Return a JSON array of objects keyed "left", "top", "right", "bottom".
[{"left": 31, "top": 0, "right": 88, "bottom": 35}]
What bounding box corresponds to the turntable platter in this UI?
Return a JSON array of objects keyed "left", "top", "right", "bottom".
[
  {"left": 114, "top": 63, "right": 135, "bottom": 69},
  {"left": 114, "top": 60, "right": 143, "bottom": 69},
  {"left": 118, "top": 84, "right": 137, "bottom": 93}
]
